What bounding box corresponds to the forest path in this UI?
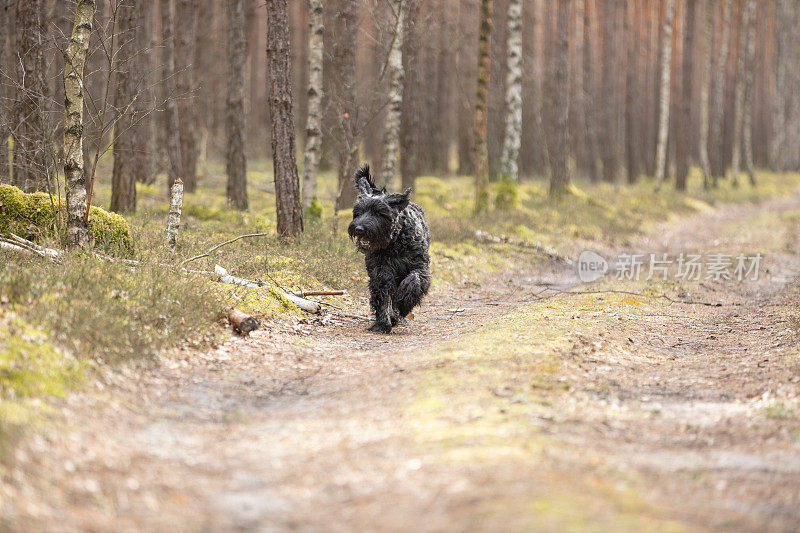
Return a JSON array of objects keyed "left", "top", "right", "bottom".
[{"left": 7, "top": 193, "right": 800, "bottom": 532}]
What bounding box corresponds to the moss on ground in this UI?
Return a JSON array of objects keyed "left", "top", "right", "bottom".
[{"left": 0, "top": 184, "right": 133, "bottom": 252}]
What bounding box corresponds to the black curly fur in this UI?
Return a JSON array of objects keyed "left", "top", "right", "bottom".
[{"left": 348, "top": 164, "right": 431, "bottom": 333}]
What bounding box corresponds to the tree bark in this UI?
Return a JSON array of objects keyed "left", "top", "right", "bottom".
[
  {"left": 550, "top": 0, "right": 569, "bottom": 197},
  {"left": 266, "top": 0, "right": 303, "bottom": 239},
  {"left": 771, "top": 0, "right": 789, "bottom": 171},
  {"left": 301, "top": 0, "right": 323, "bottom": 207},
  {"left": 624, "top": 0, "right": 640, "bottom": 184},
  {"left": 742, "top": 0, "right": 756, "bottom": 186},
  {"left": 161, "top": 0, "right": 183, "bottom": 191},
  {"left": 12, "top": 0, "right": 49, "bottom": 193},
  {"left": 600, "top": 0, "right": 621, "bottom": 182},
  {"left": 0, "top": 3, "right": 8, "bottom": 184},
  {"left": 400, "top": 0, "right": 421, "bottom": 191},
  {"left": 499, "top": 0, "right": 522, "bottom": 182},
  {"left": 166, "top": 178, "right": 184, "bottom": 249},
  {"left": 331, "top": 0, "right": 357, "bottom": 225},
  {"left": 473, "top": 0, "right": 493, "bottom": 212},
  {"left": 582, "top": 0, "right": 601, "bottom": 182},
  {"left": 675, "top": 0, "right": 697, "bottom": 191},
  {"left": 653, "top": 0, "right": 675, "bottom": 191},
  {"left": 111, "top": 0, "right": 138, "bottom": 213},
  {"left": 710, "top": 0, "right": 731, "bottom": 183},
  {"left": 64, "top": 0, "right": 94, "bottom": 248},
  {"left": 175, "top": 0, "right": 198, "bottom": 192},
  {"left": 698, "top": 0, "right": 713, "bottom": 189},
  {"left": 226, "top": 0, "right": 248, "bottom": 210},
  {"left": 379, "top": 0, "right": 405, "bottom": 186},
  {"left": 133, "top": 0, "right": 154, "bottom": 185},
  {"left": 731, "top": 0, "right": 755, "bottom": 186}
]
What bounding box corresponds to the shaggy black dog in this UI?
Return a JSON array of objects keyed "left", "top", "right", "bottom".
[{"left": 348, "top": 164, "right": 431, "bottom": 333}]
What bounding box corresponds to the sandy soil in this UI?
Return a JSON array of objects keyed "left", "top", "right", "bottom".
[{"left": 3, "top": 194, "right": 800, "bottom": 532}]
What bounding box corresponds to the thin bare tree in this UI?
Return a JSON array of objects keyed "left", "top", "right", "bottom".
[
  {"left": 473, "top": 0, "right": 493, "bottom": 212},
  {"left": 379, "top": 0, "right": 405, "bottom": 186},
  {"left": 226, "top": 0, "right": 248, "bottom": 210},
  {"left": 266, "top": 0, "right": 303, "bottom": 238},
  {"left": 499, "top": 0, "right": 522, "bottom": 182},
  {"left": 653, "top": 0, "right": 675, "bottom": 192}
]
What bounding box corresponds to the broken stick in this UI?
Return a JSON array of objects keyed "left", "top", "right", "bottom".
[{"left": 227, "top": 308, "right": 260, "bottom": 335}]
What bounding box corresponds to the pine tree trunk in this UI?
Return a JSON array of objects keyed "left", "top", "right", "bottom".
[
  {"left": 698, "top": 0, "right": 713, "bottom": 189},
  {"left": 771, "top": 0, "right": 789, "bottom": 172},
  {"left": 111, "top": 0, "right": 138, "bottom": 213},
  {"left": 63, "top": 0, "right": 94, "bottom": 248},
  {"left": 400, "top": 0, "right": 421, "bottom": 191},
  {"left": 12, "top": 0, "right": 49, "bottom": 193},
  {"left": 161, "top": 0, "right": 182, "bottom": 191},
  {"left": 226, "top": 0, "right": 248, "bottom": 210},
  {"left": 731, "top": 0, "right": 754, "bottom": 187},
  {"left": 499, "top": 0, "right": 523, "bottom": 182},
  {"left": 624, "top": 0, "right": 640, "bottom": 184},
  {"left": 710, "top": 0, "right": 731, "bottom": 183},
  {"left": 675, "top": 0, "right": 696, "bottom": 191},
  {"left": 301, "top": 0, "right": 323, "bottom": 207},
  {"left": 742, "top": 0, "right": 756, "bottom": 186},
  {"left": 0, "top": 3, "right": 8, "bottom": 184},
  {"left": 600, "top": 0, "right": 620, "bottom": 182},
  {"left": 332, "top": 0, "right": 357, "bottom": 226},
  {"left": 550, "top": 0, "right": 570, "bottom": 197},
  {"left": 175, "top": 0, "right": 198, "bottom": 192},
  {"left": 133, "top": 0, "right": 154, "bottom": 185},
  {"left": 473, "top": 0, "right": 493, "bottom": 213},
  {"left": 582, "top": 0, "right": 601, "bottom": 182},
  {"left": 653, "top": 0, "right": 675, "bottom": 191},
  {"left": 266, "top": 0, "right": 303, "bottom": 239},
  {"left": 379, "top": 0, "right": 405, "bottom": 186}
]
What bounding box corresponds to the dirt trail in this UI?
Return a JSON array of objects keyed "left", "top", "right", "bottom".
[{"left": 5, "top": 195, "right": 800, "bottom": 532}]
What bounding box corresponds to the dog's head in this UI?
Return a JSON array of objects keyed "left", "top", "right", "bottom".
[{"left": 348, "top": 164, "right": 411, "bottom": 253}]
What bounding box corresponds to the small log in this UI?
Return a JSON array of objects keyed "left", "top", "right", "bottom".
[
  {"left": 227, "top": 307, "right": 260, "bottom": 335},
  {"left": 166, "top": 178, "right": 184, "bottom": 249},
  {"left": 282, "top": 292, "right": 321, "bottom": 314},
  {"left": 299, "top": 290, "right": 345, "bottom": 297}
]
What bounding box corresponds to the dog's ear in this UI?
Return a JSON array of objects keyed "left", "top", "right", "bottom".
[
  {"left": 386, "top": 188, "right": 411, "bottom": 211},
  {"left": 354, "top": 163, "right": 375, "bottom": 196}
]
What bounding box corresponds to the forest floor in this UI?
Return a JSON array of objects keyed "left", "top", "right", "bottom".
[{"left": 3, "top": 182, "right": 800, "bottom": 531}]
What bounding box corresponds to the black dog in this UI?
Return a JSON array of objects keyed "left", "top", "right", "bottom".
[{"left": 348, "top": 164, "right": 431, "bottom": 333}]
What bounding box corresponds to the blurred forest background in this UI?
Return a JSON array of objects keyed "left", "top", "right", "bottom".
[{"left": 0, "top": 0, "right": 798, "bottom": 233}]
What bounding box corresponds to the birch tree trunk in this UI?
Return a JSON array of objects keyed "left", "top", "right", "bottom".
[
  {"left": 675, "top": 0, "right": 696, "bottom": 191},
  {"left": 111, "top": 0, "right": 138, "bottom": 213},
  {"left": 175, "top": 0, "right": 198, "bottom": 192},
  {"left": 499, "top": 0, "right": 522, "bottom": 182},
  {"left": 582, "top": 0, "right": 602, "bottom": 182},
  {"left": 400, "top": 0, "right": 421, "bottom": 191},
  {"left": 301, "top": 0, "right": 323, "bottom": 208},
  {"left": 266, "top": 0, "right": 303, "bottom": 239},
  {"left": 731, "top": 0, "right": 754, "bottom": 187},
  {"left": 473, "top": 0, "right": 493, "bottom": 213},
  {"left": 12, "top": 0, "right": 49, "bottom": 193},
  {"left": 161, "top": 0, "right": 183, "bottom": 191},
  {"left": 550, "top": 0, "right": 570, "bottom": 197},
  {"left": 64, "top": 0, "right": 94, "bottom": 248},
  {"left": 226, "top": 0, "right": 248, "bottom": 210},
  {"left": 379, "top": 0, "right": 405, "bottom": 186},
  {"left": 698, "top": 0, "right": 713, "bottom": 189},
  {"left": 653, "top": 0, "right": 675, "bottom": 192},
  {"left": 710, "top": 0, "right": 731, "bottom": 184}
]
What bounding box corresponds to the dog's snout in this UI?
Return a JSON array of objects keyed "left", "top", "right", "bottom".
[{"left": 354, "top": 224, "right": 365, "bottom": 235}]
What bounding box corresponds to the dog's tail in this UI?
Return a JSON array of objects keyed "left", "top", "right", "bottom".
[{"left": 354, "top": 163, "right": 384, "bottom": 195}]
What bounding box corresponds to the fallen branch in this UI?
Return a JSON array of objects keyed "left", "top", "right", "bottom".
[
  {"left": 180, "top": 232, "right": 272, "bottom": 267},
  {"left": 213, "top": 265, "right": 322, "bottom": 315},
  {"left": 227, "top": 307, "right": 260, "bottom": 335},
  {"left": 298, "top": 289, "right": 345, "bottom": 297},
  {"left": 475, "top": 230, "right": 572, "bottom": 264},
  {"left": 0, "top": 240, "right": 32, "bottom": 256}
]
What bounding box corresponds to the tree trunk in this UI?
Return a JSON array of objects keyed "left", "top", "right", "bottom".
[
  {"left": 379, "top": 0, "right": 405, "bottom": 186},
  {"left": 698, "top": 0, "right": 713, "bottom": 189},
  {"left": 624, "top": 1, "right": 640, "bottom": 184},
  {"left": 499, "top": 0, "right": 522, "bottom": 181},
  {"left": 332, "top": 0, "right": 357, "bottom": 226},
  {"left": 400, "top": 0, "right": 421, "bottom": 191},
  {"left": 266, "top": 0, "right": 303, "bottom": 239},
  {"left": 731, "top": 0, "right": 753, "bottom": 187},
  {"left": 0, "top": 3, "right": 8, "bottom": 184},
  {"left": 111, "top": 0, "right": 138, "bottom": 213},
  {"left": 175, "top": 0, "right": 198, "bottom": 192},
  {"left": 732, "top": 0, "right": 755, "bottom": 187},
  {"left": 161, "top": 0, "right": 182, "bottom": 191},
  {"left": 12, "top": 0, "right": 49, "bottom": 193},
  {"left": 742, "top": 0, "right": 756, "bottom": 186},
  {"left": 653, "top": 0, "right": 675, "bottom": 191},
  {"left": 600, "top": 0, "right": 620, "bottom": 182},
  {"left": 675, "top": 0, "right": 696, "bottom": 191},
  {"left": 63, "top": 0, "right": 94, "bottom": 248},
  {"left": 550, "top": 0, "right": 570, "bottom": 197},
  {"left": 771, "top": 0, "right": 789, "bottom": 171},
  {"left": 710, "top": 0, "right": 731, "bottom": 183},
  {"left": 582, "top": 0, "right": 601, "bottom": 182},
  {"left": 473, "top": 0, "right": 493, "bottom": 213},
  {"left": 226, "top": 0, "right": 248, "bottom": 210},
  {"left": 301, "top": 0, "right": 323, "bottom": 207},
  {"left": 133, "top": 0, "right": 154, "bottom": 185}
]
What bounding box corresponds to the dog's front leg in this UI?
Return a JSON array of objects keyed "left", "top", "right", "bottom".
[{"left": 368, "top": 277, "right": 393, "bottom": 334}]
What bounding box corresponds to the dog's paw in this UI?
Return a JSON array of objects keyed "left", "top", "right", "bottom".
[
  {"left": 391, "top": 316, "right": 408, "bottom": 326},
  {"left": 368, "top": 322, "right": 393, "bottom": 334}
]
